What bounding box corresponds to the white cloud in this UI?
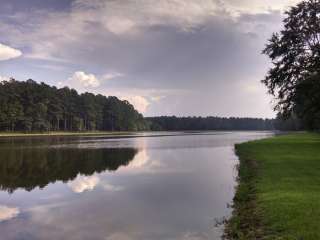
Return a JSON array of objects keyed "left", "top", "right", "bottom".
[
  {"left": 71, "top": 0, "right": 299, "bottom": 35},
  {"left": 238, "top": 79, "right": 268, "bottom": 95},
  {"left": 128, "top": 149, "right": 149, "bottom": 168},
  {"left": 0, "top": 43, "right": 22, "bottom": 61},
  {"left": 102, "top": 182, "right": 123, "bottom": 192},
  {"left": 0, "top": 76, "right": 10, "bottom": 82},
  {"left": 0, "top": 205, "right": 20, "bottom": 222},
  {"left": 74, "top": 0, "right": 218, "bottom": 34},
  {"left": 68, "top": 174, "right": 122, "bottom": 193},
  {"left": 61, "top": 71, "right": 124, "bottom": 90},
  {"left": 103, "top": 72, "right": 124, "bottom": 81},
  {"left": 69, "top": 71, "right": 100, "bottom": 88},
  {"left": 118, "top": 149, "right": 166, "bottom": 174},
  {"left": 178, "top": 231, "right": 208, "bottom": 240},
  {"left": 151, "top": 95, "right": 166, "bottom": 102},
  {"left": 104, "top": 17, "right": 137, "bottom": 35},
  {"left": 121, "top": 95, "right": 150, "bottom": 113},
  {"left": 0, "top": 0, "right": 296, "bottom": 118},
  {"left": 0, "top": 0, "right": 299, "bottom": 62},
  {"left": 68, "top": 175, "right": 100, "bottom": 193},
  {"left": 223, "top": 0, "right": 301, "bottom": 16}
]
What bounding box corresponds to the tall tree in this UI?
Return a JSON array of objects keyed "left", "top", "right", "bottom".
[
  {"left": 0, "top": 79, "right": 148, "bottom": 132},
  {"left": 263, "top": 0, "right": 320, "bottom": 120}
]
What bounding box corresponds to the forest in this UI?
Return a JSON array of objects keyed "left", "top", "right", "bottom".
[
  {"left": 0, "top": 79, "right": 280, "bottom": 132},
  {"left": 147, "top": 116, "right": 275, "bottom": 131},
  {"left": 0, "top": 79, "right": 148, "bottom": 131}
]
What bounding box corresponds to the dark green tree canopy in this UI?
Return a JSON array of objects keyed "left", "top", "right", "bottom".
[
  {"left": 0, "top": 79, "right": 148, "bottom": 132},
  {"left": 263, "top": 0, "right": 320, "bottom": 117},
  {"left": 147, "top": 116, "right": 275, "bottom": 131}
]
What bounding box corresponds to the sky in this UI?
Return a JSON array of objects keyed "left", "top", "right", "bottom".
[{"left": 0, "top": 0, "right": 301, "bottom": 117}]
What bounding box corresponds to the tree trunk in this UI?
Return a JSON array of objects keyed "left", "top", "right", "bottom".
[{"left": 70, "top": 117, "right": 73, "bottom": 131}]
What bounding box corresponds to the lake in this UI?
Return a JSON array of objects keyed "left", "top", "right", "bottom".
[{"left": 0, "top": 131, "right": 274, "bottom": 240}]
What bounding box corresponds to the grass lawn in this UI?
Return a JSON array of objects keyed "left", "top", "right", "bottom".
[{"left": 226, "top": 133, "right": 320, "bottom": 240}]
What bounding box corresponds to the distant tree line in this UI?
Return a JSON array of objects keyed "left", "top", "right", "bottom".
[
  {"left": 146, "top": 116, "right": 275, "bottom": 131},
  {"left": 0, "top": 79, "right": 148, "bottom": 132},
  {"left": 273, "top": 113, "right": 303, "bottom": 131},
  {"left": 0, "top": 79, "right": 287, "bottom": 132}
]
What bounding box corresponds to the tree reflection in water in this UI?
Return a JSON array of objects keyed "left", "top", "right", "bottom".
[{"left": 0, "top": 139, "right": 138, "bottom": 193}]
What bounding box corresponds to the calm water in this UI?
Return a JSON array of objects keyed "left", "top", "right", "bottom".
[{"left": 0, "top": 131, "right": 274, "bottom": 240}]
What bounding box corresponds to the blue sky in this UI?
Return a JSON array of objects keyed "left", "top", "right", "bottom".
[{"left": 0, "top": 0, "right": 300, "bottom": 117}]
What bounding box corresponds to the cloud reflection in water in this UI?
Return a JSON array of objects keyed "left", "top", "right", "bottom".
[
  {"left": 0, "top": 205, "right": 20, "bottom": 222},
  {"left": 68, "top": 175, "right": 100, "bottom": 193}
]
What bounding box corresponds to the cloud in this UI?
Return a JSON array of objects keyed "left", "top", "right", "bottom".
[
  {"left": 151, "top": 95, "right": 166, "bottom": 102},
  {"left": 178, "top": 231, "right": 208, "bottom": 240},
  {"left": 68, "top": 175, "right": 100, "bottom": 193},
  {"left": 0, "top": 0, "right": 295, "bottom": 118},
  {"left": 121, "top": 95, "right": 150, "bottom": 113},
  {"left": 105, "top": 232, "right": 133, "bottom": 240},
  {"left": 119, "top": 149, "right": 166, "bottom": 174},
  {"left": 222, "top": 0, "right": 301, "bottom": 16},
  {"left": 71, "top": 0, "right": 298, "bottom": 35},
  {"left": 0, "top": 0, "right": 296, "bottom": 62},
  {"left": 73, "top": 0, "right": 218, "bottom": 34},
  {"left": 0, "top": 76, "right": 10, "bottom": 82},
  {"left": 103, "top": 72, "right": 125, "bottom": 81},
  {"left": 127, "top": 149, "right": 150, "bottom": 168},
  {"left": 0, "top": 205, "right": 20, "bottom": 222},
  {"left": 102, "top": 182, "right": 124, "bottom": 192},
  {"left": 68, "top": 174, "right": 122, "bottom": 193},
  {"left": 0, "top": 43, "right": 22, "bottom": 61},
  {"left": 69, "top": 71, "right": 100, "bottom": 88},
  {"left": 60, "top": 71, "right": 124, "bottom": 91}
]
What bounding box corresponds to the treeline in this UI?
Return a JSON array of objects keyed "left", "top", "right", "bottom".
[
  {"left": 0, "top": 79, "right": 280, "bottom": 132},
  {"left": 273, "top": 113, "right": 303, "bottom": 131},
  {"left": 146, "top": 116, "right": 275, "bottom": 131},
  {"left": 0, "top": 79, "right": 148, "bottom": 132}
]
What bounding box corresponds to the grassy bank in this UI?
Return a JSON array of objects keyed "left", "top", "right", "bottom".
[{"left": 226, "top": 133, "right": 320, "bottom": 240}]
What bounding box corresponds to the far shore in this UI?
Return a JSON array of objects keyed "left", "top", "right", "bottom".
[
  {"left": 0, "top": 131, "right": 138, "bottom": 138},
  {"left": 0, "top": 130, "right": 278, "bottom": 138}
]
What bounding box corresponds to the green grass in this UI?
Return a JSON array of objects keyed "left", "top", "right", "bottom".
[{"left": 226, "top": 133, "right": 320, "bottom": 240}]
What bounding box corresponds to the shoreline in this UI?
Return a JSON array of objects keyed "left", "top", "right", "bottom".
[
  {"left": 0, "top": 130, "right": 276, "bottom": 138},
  {"left": 0, "top": 131, "right": 135, "bottom": 138},
  {"left": 225, "top": 133, "right": 320, "bottom": 239},
  {"left": 224, "top": 140, "right": 265, "bottom": 239}
]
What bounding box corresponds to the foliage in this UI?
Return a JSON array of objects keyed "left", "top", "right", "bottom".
[
  {"left": 294, "top": 73, "right": 320, "bottom": 129},
  {"left": 147, "top": 116, "right": 275, "bottom": 131},
  {"left": 263, "top": 0, "right": 320, "bottom": 128},
  {"left": 0, "top": 80, "right": 280, "bottom": 132},
  {"left": 0, "top": 79, "right": 148, "bottom": 132},
  {"left": 273, "top": 112, "right": 303, "bottom": 131}
]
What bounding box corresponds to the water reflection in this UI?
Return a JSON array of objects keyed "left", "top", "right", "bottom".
[
  {"left": 0, "top": 145, "right": 138, "bottom": 193},
  {"left": 0, "top": 205, "right": 20, "bottom": 222},
  {"left": 68, "top": 175, "right": 100, "bottom": 193},
  {"left": 0, "top": 132, "right": 274, "bottom": 240}
]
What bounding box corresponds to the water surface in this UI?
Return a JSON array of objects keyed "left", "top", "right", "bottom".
[{"left": 0, "top": 131, "right": 273, "bottom": 240}]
